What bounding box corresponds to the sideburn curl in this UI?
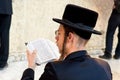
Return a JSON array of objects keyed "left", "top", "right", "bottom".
[{"left": 59, "top": 26, "right": 74, "bottom": 61}]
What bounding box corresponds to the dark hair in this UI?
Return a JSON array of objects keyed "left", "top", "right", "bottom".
[
  {"left": 64, "top": 25, "right": 74, "bottom": 36},
  {"left": 64, "top": 25, "right": 92, "bottom": 40},
  {"left": 114, "top": 0, "right": 120, "bottom": 13}
]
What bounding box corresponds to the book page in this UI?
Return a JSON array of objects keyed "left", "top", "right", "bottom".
[{"left": 27, "top": 38, "right": 60, "bottom": 64}]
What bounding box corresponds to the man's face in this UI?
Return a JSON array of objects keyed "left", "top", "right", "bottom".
[{"left": 55, "top": 25, "right": 65, "bottom": 54}]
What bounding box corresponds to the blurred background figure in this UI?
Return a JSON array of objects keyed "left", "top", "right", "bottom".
[
  {"left": 0, "top": 0, "right": 13, "bottom": 69},
  {"left": 99, "top": 0, "right": 120, "bottom": 60}
]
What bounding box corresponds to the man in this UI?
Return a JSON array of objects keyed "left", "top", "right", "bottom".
[
  {"left": 0, "top": 0, "right": 13, "bottom": 69},
  {"left": 21, "top": 4, "right": 112, "bottom": 80},
  {"left": 99, "top": 0, "right": 120, "bottom": 59}
]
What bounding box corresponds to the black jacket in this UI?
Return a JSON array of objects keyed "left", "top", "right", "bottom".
[
  {"left": 21, "top": 50, "right": 112, "bottom": 80},
  {"left": 0, "top": 0, "right": 13, "bottom": 15}
]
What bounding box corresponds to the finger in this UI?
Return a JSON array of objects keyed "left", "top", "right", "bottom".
[
  {"left": 26, "top": 49, "right": 31, "bottom": 54},
  {"left": 32, "top": 50, "right": 37, "bottom": 57}
]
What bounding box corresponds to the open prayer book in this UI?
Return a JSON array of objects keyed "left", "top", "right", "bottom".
[{"left": 26, "top": 38, "right": 60, "bottom": 65}]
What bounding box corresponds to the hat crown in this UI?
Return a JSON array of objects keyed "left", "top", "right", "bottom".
[{"left": 63, "top": 4, "right": 98, "bottom": 28}]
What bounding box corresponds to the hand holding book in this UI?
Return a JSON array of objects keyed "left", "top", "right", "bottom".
[
  {"left": 26, "top": 50, "right": 37, "bottom": 69},
  {"left": 25, "top": 38, "right": 60, "bottom": 65}
]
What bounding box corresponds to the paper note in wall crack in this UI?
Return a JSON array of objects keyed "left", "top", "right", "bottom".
[{"left": 26, "top": 38, "right": 60, "bottom": 65}]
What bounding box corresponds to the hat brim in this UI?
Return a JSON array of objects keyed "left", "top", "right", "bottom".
[{"left": 53, "top": 18, "right": 102, "bottom": 35}]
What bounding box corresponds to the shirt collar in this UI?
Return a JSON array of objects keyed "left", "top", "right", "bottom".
[{"left": 64, "top": 50, "right": 88, "bottom": 60}]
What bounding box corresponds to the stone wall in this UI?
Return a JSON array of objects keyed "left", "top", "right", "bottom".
[{"left": 10, "top": 0, "right": 115, "bottom": 59}]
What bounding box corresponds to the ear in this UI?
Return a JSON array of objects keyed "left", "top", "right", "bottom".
[{"left": 67, "top": 32, "right": 74, "bottom": 42}]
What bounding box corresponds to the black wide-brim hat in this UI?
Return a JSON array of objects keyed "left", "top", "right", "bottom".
[{"left": 53, "top": 4, "right": 102, "bottom": 40}]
